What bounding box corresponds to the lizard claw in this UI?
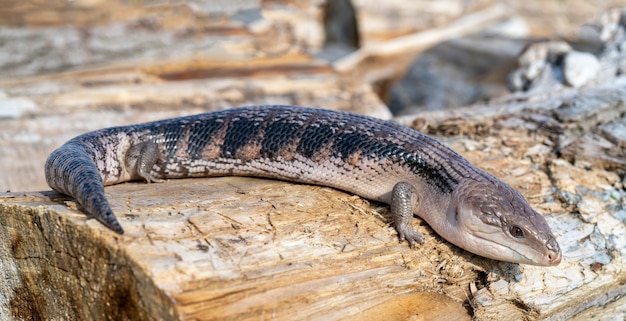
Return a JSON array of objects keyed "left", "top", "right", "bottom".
[{"left": 398, "top": 228, "right": 425, "bottom": 248}]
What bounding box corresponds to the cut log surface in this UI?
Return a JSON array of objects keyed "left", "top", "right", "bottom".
[{"left": 1, "top": 178, "right": 474, "bottom": 321}]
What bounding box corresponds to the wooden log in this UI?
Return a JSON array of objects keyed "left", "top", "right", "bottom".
[
  {"left": 2, "top": 94, "right": 625, "bottom": 317},
  {"left": 1, "top": 178, "right": 474, "bottom": 321},
  {"left": 0, "top": 0, "right": 325, "bottom": 78},
  {"left": 1, "top": 1, "right": 626, "bottom": 320},
  {"left": 3, "top": 78, "right": 626, "bottom": 319},
  {"left": 0, "top": 55, "right": 389, "bottom": 193},
  {"left": 334, "top": 4, "right": 511, "bottom": 86},
  {"left": 398, "top": 79, "right": 626, "bottom": 321}
]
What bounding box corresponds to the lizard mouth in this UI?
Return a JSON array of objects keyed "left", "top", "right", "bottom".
[{"left": 464, "top": 230, "right": 560, "bottom": 266}]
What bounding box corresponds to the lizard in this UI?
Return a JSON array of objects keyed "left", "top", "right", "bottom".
[{"left": 45, "top": 105, "right": 562, "bottom": 266}]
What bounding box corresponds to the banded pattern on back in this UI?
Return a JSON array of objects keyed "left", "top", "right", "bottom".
[
  {"left": 44, "top": 105, "right": 486, "bottom": 234},
  {"left": 44, "top": 105, "right": 563, "bottom": 266},
  {"left": 113, "top": 106, "right": 479, "bottom": 198}
]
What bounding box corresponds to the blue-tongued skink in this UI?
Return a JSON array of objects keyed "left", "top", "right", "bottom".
[{"left": 45, "top": 105, "right": 562, "bottom": 266}]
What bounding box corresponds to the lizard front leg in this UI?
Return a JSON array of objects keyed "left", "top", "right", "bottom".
[{"left": 391, "top": 181, "right": 424, "bottom": 247}]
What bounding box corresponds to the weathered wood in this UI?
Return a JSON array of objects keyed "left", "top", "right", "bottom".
[
  {"left": 334, "top": 4, "right": 510, "bottom": 86},
  {"left": 0, "top": 0, "right": 327, "bottom": 78},
  {"left": 0, "top": 58, "right": 389, "bottom": 192},
  {"left": 0, "top": 178, "right": 475, "bottom": 321},
  {"left": 352, "top": 0, "right": 626, "bottom": 45},
  {"left": 398, "top": 80, "right": 626, "bottom": 321},
  {"left": 4, "top": 80, "right": 626, "bottom": 318},
  {"left": 1, "top": 1, "right": 626, "bottom": 320}
]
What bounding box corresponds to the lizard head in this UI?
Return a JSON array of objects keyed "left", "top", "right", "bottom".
[{"left": 443, "top": 178, "right": 561, "bottom": 266}]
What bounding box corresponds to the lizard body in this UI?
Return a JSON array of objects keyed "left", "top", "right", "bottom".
[{"left": 45, "top": 105, "right": 561, "bottom": 266}]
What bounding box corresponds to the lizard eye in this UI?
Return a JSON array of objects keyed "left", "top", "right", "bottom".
[{"left": 509, "top": 225, "right": 525, "bottom": 238}]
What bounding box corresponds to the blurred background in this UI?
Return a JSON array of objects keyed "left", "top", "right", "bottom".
[{"left": 0, "top": 0, "right": 624, "bottom": 192}]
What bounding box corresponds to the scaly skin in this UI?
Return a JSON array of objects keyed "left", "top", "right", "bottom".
[{"left": 45, "top": 105, "right": 561, "bottom": 266}]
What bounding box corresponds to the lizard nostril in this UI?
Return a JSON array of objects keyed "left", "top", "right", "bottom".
[{"left": 547, "top": 250, "right": 562, "bottom": 265}]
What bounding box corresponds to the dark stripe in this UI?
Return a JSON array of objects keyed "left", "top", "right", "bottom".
[
  {"left": 260, "top": 120, "right": 301, "bottom": 158},
  {"left": 399, "top": 150, "right": 457, "bottom": 193},
  {"left": 185, "top": 118, "right": 224, "bottom": 157},
  {"left": 156, "top": 121, "right": 189, "bottom": 158},
  {"left": 332, "top": 132, "right": 372, "bottom": 158},
  {"left": 296, "top": 124, "right": 335, "bottom": 158},
  {"left": 317, "top": 127, "right": 458, "bottom": 193},
  {"left": 220, "top": 118, "right": 261, "bottom": 158}
]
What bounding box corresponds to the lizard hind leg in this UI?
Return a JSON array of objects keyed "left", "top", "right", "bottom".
[
  {"left": 391, "top": 181, "right": 424, "bottom": 247},
  {"left": 125, "top": 141, "right": 163, "bottom": 183}
]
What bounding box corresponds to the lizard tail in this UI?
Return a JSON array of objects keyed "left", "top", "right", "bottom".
[{"left": 45, "top": 143, "right": 124, "bottom": 234}]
